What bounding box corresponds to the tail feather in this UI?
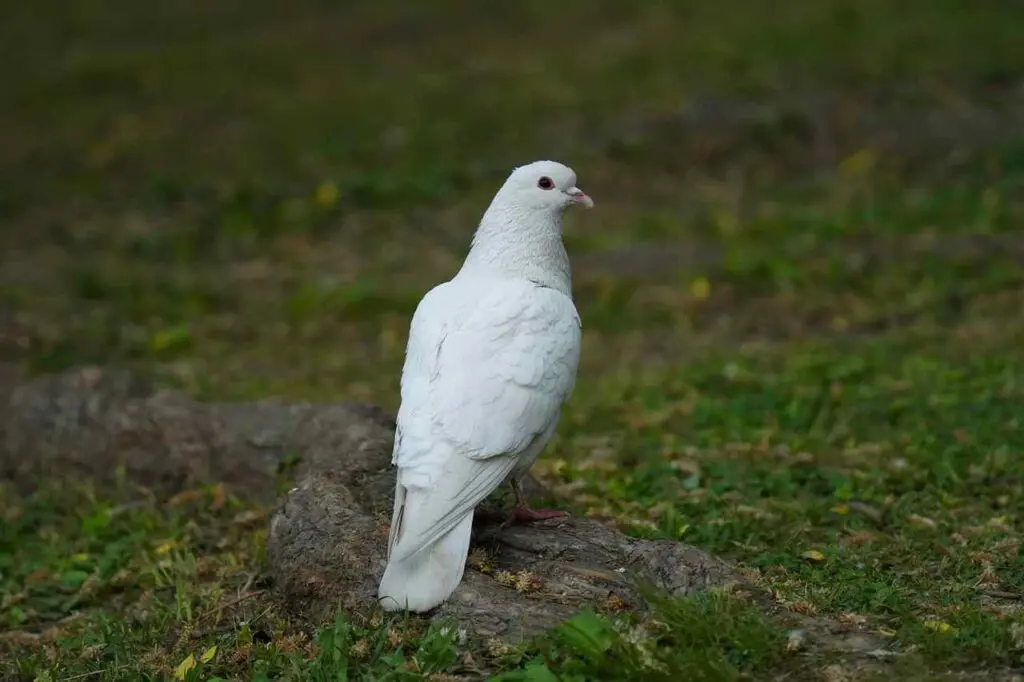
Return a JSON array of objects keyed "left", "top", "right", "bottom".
[
  {"left": 378, "top": 505, "right": 474, "bottom": 613},
  {"left": 386, "top": 481, "right": 406, "bottom": 561}
]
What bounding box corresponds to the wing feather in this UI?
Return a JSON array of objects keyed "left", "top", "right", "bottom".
[{"left": 389, "top": 278, "right": 581, "bottom": 560}]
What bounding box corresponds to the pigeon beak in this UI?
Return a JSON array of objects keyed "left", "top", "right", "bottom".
[{"left": 567, "top": 187, "right": 594, "bottom": 208}]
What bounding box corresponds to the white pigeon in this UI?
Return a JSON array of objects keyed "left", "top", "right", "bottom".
[{"left": 377, "top": 160, "right": 594, "bottom": 613}]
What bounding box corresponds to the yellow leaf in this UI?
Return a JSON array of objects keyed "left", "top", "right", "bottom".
[
  {"left": 150, "top": 330, "right": 173, "bottom": 351},
  {"left": 174, "top": 653, "right": 196, "bottom": 680},
  {"left": 149, "top": 325, "right": 190, "bottom": 353},
  {"left": 801, "top": 549, "right": 826, "bottom": 562},
  {"left": 988, "top": 515, "right": 1010, "bottom": 528},
  {"left": 689, "top": 277, "right": 711, "bottom": 301},
  {"left": 922, "top": 620, "right": 955, "bottom": 635},
  {"left": 200, "top": 645, "right": 218, "bottom": 663},
  {"left": 877, "top": 627, "right": 897, "bottom": 637},
  {"left": 73, "top": 553, "right": 90, "bottom": 561},
  {"left": 314, "top": 181, "right": 340, "bottom": 208},
  {"left": 154, "top": 540, "right": 176, "bottom": 555},
  {"left": 839, "top": 148, "right": 877, "bottom": 177},
  {"left": 830, "top": 504, "right": 849, "bottom": 515}
]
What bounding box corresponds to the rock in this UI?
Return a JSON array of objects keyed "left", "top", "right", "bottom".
[
  {"left": 0, "top": 364, "right": 747, "bottom": 641},
  {"left": 0, "top": 364, "right": 392, "bottom": 503},
  {"left": 267, "top": 459, "right": 743, "bottom": 639}
]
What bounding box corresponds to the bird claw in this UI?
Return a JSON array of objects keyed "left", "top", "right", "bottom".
[{"left": 501, "top": 505, "right": 568, "bottom": 528}]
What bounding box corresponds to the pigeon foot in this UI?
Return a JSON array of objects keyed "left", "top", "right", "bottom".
[
  {"left": 502, "top": 477, "right": 568, "bottom": 527},
  {"left": 502, "top": 505, "right": 568, "bottom": 527}
]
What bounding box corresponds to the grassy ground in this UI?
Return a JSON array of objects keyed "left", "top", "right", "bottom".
[{"left": 3, "top": 0, "right": 1024, "bottom": 679}]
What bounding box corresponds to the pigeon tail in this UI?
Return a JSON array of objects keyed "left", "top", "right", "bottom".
[{"left": 378, "top": 500, "right": 474, "bottom": 613}]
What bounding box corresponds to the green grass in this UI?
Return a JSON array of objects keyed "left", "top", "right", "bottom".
[
  {"left": 1, "top": 484, "right": 795, "bottom": 680},
  {"left": 3, "top": 0, "right": 1024, "bottom": 679}
]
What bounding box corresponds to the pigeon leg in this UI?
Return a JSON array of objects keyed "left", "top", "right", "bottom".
[{"left": 503, "top": 478, "right": 568, "bottom": 526}]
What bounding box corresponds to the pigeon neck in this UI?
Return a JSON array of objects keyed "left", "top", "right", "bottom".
[{"left": 460, "top": 203, "right": 572, "bottom": 296}]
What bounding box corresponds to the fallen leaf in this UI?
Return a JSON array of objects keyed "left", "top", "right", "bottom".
[
  {"left": 907, "top": 514, "right": 937, "bottom": 529},
  {"left": 848, "top": 501, "right": 883, "bottom": 523},
  {"left": 211, "top": 484, "right": 226, "bottom": 511},
  {"left": 314, "top": 181, "right": 340, "bottom": 208},
  {"left": 838, "top": 612, "right": 868, "bottom": 627},
  {"left": 154, "top": 539, "right": 177, "bottom": 555},
  {"left": 841, "top": 530, "right": 877, "bottom": 548},
  {"left": 689, "top": 277, "right": 711, "bottom": 300},
  {"left": 922, "top": 620, "right": 956, "bottom": 635},
  {"left": 988, "top": 515, "right": 1011, "bottom": 529},
  {"left": 790, "top": 601, "right": 818, "bottom": 615},
  {"left": 174, "top": 653, "right": 196, "bottom": 680},
  {"left": 26, "top": 568, "right": 50, "bottom": 584},
  {"left": 168, "top": 490, "right": 202, "bottom": 507},
  {"left": 801, "top": 549, "right": 826, "bottom": 562},
  {"left": 839, "top": 148, "right": 877, "bottom": 177},
  {"left": 232, "top": 509, "right": 269, "bottom": 525}
]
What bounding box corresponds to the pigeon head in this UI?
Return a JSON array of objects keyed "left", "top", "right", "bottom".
[
  {"left": 495, "top": 160, "right": 594, "bottom": 213},
  {"left": 465, "top": 159, "right": 590, "bottom": 291}
]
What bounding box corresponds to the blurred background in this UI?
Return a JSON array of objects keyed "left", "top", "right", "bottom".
[
  {"left": 2, "top": 0, "right": 1021, "bottom": 401},
  {"left": 2, "top": 0, "right": 1024, "bottom": 677}
]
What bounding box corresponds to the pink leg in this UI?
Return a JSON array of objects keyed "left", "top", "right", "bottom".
[{"left": 503, "top": 478, "right": 568, "bottom": 526}]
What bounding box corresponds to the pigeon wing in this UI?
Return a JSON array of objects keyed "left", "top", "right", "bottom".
[{"left": 389, "top": 280, "right": 581, "bottom": 561}]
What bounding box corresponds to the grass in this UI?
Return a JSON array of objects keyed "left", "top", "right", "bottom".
[{"left": 3, "top": 0, "right": 1024, "bottom": 679}]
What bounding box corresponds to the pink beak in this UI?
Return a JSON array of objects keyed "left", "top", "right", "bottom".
[{"left": 568, "top": 186, "right": 594, "bottom": 208}]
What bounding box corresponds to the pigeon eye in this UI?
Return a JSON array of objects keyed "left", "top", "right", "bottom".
[{"left": 537, "top": 176, "right": 554, "bottom": 190}]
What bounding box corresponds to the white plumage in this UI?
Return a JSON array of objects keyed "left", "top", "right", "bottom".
[{"left": 378, "top": 160, "right": 594, "bottom": 613}]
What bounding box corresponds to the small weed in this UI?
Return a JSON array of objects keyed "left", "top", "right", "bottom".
[{"left": 495, "top": 592, "right": 788, "bottom": 681}]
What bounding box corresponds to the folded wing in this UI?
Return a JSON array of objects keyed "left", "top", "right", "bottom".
[{"left": 388, "top": 280, "right": 581, "bottom": 561}]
